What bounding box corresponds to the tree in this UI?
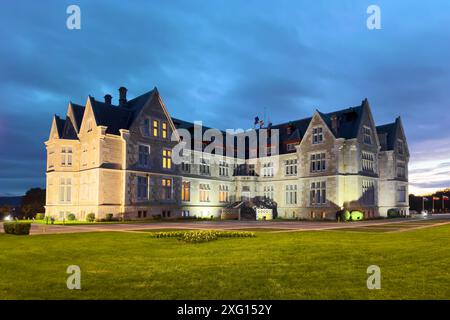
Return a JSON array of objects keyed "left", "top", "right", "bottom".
[{"left": 20, "top": 188, "right": 46, "bottom": 218}]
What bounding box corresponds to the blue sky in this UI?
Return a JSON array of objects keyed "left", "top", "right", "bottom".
[{"left": 1, "top": 0, "right": 450, "bottom": 196}]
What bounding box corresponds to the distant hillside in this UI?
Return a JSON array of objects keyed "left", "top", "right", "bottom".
[{"left": 0, "top": 196, "right": 23, "bottom": 207}]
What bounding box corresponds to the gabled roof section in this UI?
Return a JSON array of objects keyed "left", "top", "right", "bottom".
[
  {"left": 318, "top": 103, "right": 364, "bottom": 139},
  {"left": 69, "top": 102, "right": 85, "bottom": 132},
  {"left": 88, "top": 96, "right": 133, "bottom": 135},
  {"left": 376, "top": 122, "right": 396, "bottom": 151},
  {"left": 54, "top": 115, "right": 66, "bottom": 139}
]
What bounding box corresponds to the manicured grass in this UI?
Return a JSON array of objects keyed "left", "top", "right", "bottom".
[{"left": 1, "top": 225, "right": 449, "bottom": 299}]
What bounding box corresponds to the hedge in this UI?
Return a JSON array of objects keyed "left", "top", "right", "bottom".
[{"left": 3, "top": 222, "right": 32, "bottom": 235}]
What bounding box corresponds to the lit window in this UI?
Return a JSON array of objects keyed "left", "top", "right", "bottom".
[
  {"left": 153, "top": 120, "right": 159, "bottom": 137},
  {"left": 162, "top": 149, "right": 172, "bottom": 169},
  {"left": 199, "top": 183, "right": 210, "bottom": 202},
  {"left": 219, "top": 185, "right": 229, "bottom": 203},
  {"left": 162, "top": 178, "right": 173, "bottom": 200},
  {"left": 162, "top": 122, "right": 168, "bottom": 139},
  {"left": 182, "top": 181, "right": 190, "bottom": 202}
]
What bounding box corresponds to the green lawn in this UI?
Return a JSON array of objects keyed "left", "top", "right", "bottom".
[{"left": 1, "top": 225, "right": 449, "bottom": 300}]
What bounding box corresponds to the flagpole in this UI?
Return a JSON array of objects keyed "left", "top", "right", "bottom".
[
  {"left": 432, "top": 197, "right": 435, "bottom": 213},
  {"left": 422, "top": 197, "right": 424, "bottom": 212}
]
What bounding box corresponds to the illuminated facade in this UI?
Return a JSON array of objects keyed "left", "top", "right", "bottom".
[{"left": 44, "top": 87, "right": 409, "bottom": 220}]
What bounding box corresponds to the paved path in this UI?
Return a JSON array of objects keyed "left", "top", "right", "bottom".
[{"left": 1, "top": 214, "right": 449, "bottom": 235}]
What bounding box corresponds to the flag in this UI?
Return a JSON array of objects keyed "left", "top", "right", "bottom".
[
  {"left": 423, "top": 197, "right": 429, "bottom": 201},
  {"left": 443, "top": 196, "right": 449, "bottom": 201},
  {"left": 433, "top": 196, "right": 440, "bottom": 201},
  {"left": 254, "top": 116, "right": 260, "bottom": 125}
]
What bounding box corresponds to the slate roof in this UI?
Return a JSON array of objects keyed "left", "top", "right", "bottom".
[
  {"left": 376, "top": 121, "right": 397, "bottom": 151},
  {"left": 56, "top": 89, "right": 398, "bottom": 154}
]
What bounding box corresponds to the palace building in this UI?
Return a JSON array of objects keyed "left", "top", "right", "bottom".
[{"left": 44, "top": 86, "right": 409, "bottom": 220}]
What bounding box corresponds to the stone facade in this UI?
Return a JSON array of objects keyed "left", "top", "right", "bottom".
[{"left": 45, "top": 87, "right": 409, "bottom": 221}]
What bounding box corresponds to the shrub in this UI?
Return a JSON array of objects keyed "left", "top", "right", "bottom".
[
  {"left": 35, "top": 213, "right": 45, "bottom": 220},
  {"left": 3, "top": 222, "right": 31, "bottom": 235},
  {"left": 105, "top": 213, "right": 114, "bottom": 221},
  {"left": 67, "top": 213, "right": 76, "bottom": 221},
  {"left": 86, "top": 213, "right": 96, "bottom": 222},
  {"left": 181, "top": 230, "right": 218, "bottom": 243},
  {"left": 350, "top": 211, "right": 364, "bottom": 221}
]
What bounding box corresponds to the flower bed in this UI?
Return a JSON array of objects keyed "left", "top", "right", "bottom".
[{"left": 149, "top": 230, "right": 255, "bottom": 243}]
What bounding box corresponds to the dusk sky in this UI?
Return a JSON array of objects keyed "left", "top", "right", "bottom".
[{"left": 1, "top": 0, "right": 450, "bottom": 196}]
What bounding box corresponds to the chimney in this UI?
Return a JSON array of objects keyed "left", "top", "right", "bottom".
[
  {"left": 118, "top": 87, "right": 127, "bottom": 106},
  {"left": 331, "top": 114, "right": 339, "bottom": 135},
  {"left": 286, "top": 123, "right": 294, "bottom": 136},
  {"left": 104, "top": 94, "right": 112, "bottom": 105}
]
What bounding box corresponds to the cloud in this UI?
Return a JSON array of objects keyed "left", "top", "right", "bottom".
[{"left": 1, "top": 0, "right": 450, "bottom": 194}]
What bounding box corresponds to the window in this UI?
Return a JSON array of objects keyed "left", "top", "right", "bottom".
[
  {"left": 153, "top": 120, "right": 159, "bottom": 137},
  {"left": 286, "top": 143, "right": 297, "bottom": 152},
  {"left": 219, "top": 161, "right": 229, "bottom": 177},
  {"left": 363, "top": 126, "right": 372, "bottom": 145},
  {"left": 162, "top": 149, "right": 172, "bottom": 169},
  {"left": 397, "top": 185, "right": 407, "bottom": 203},
  {"left": 397, "top": 161, "right": 406, "bottom": 178},
  {"left": 310, "top": 153, "right": 326, "bottom": 173},
  {"left": 262, "top": 162, "right": 274, "bottom": 177},
  {"left": 199, "top": 183, "right": 210, "bottom": 202},
  {"left": 312, "top": 127, "right": 323, "bottom": 144},
  {"left": 138, "top": 145, "right": 150, "bottom": 167},
  {"left": 181, "top": 161, "right": 191, "bottom": 173},
  {"left": 362, "top": 180, "right": 375, "bottom": 205},
  {"left": 310, "top": 181, "right": 326, "bottom": 206},
  {"left": 137, "top": 176, "right": 148, "bottom": 200},
  {"left": 263, "top": 185, "right": 274, "bottom": 200},
  {"left": 219, "top": 185, "right": 229, "bottom": 203},
  {"left": 397, "top": 139, "right": 405, "bottom": 155},
  {"left": 162, "top": 178, "right": 172, "bottom": 200},
  {"left": 181, "top": 210, "right": 190, "bottom": 217},
  {"left": 61, "top": 147, "right": 73, "bottom": 166},
  {"left": 143, "top": 119, "right": 150, "bottom": 136},
  {"left": 59, "top": 178, "right": 72, "bottom": 203},
  {"left": 162, "top": 122, "right": 168, "bottom": 139},
  {"left": 248, "top": 164, "right": 256, "bottom": 176},
  {"left": 285, "top": 185, "right": 297, "bottom": 205},
  {"left": 200, "top": 158, "right": 210, "bottom": 175},
  {"left": 285, "top": 159, "right": 297, "bottom": 176},
  {"left": 362, "top": 152, "right": 375, "bottom": 173},
  {"left": 182, "top": 181, "right": 190, "bottom": 201}
]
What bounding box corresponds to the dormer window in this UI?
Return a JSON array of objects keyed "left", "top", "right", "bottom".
[
  {"left": 153, "top": 120, "right": 159, "bottom": 137},
  {"left": 162, "top": 122, "right": 168, "bottom": 139},
  {"left": 363, "top": 126, "right": 372, "bottom": 145},
  {"left": 286, "top": 143, "right": 297, "bottom": 152},
  {"left": 312, "top": 127, "right": 323, "bottom": 144}
]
